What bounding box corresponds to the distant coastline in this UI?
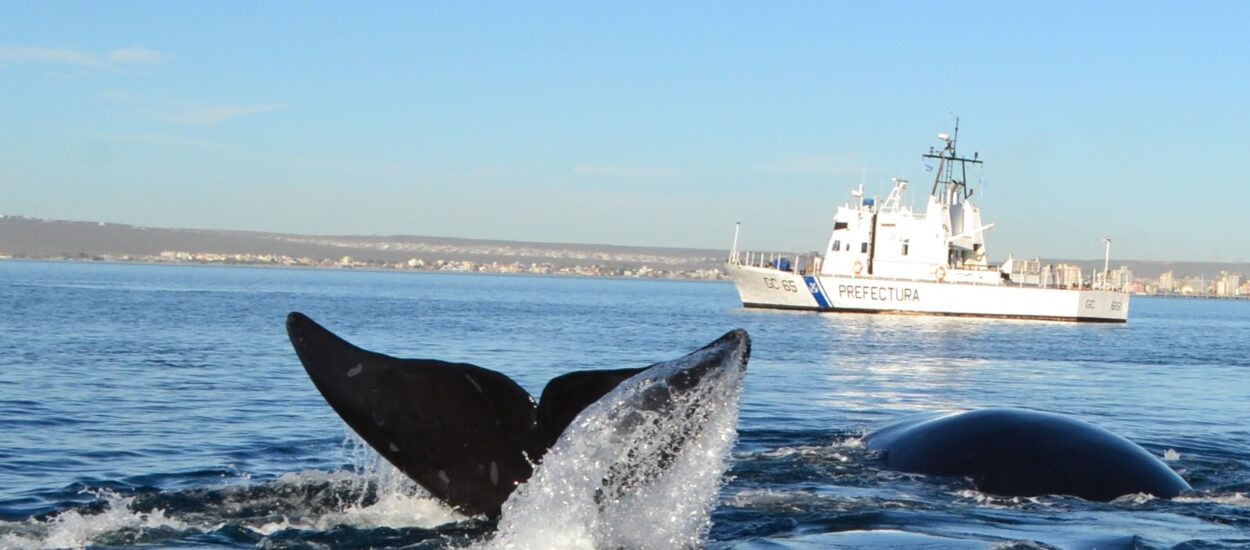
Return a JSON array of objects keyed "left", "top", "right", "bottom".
[
  {"left": 0, "top": 215, "right": 727, "bottom": 281},
  {"left": 0, "top": 256, "right": 733, "bottom": 285},
  {"left": 1134, "top": 292, "right": 1250, "bottom": 302},
  {"left": 2, "top": 214, "right": 1247, "bottom": 294}
]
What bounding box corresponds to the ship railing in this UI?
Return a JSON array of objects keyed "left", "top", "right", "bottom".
[
  {"left": 728, "top": 250, "right": 819, "bottom": 275},
  {"left": 731, "top": 252, "right": 1103, "bottom": 291}
]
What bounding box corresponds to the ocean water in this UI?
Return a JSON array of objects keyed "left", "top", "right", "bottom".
[{"left": 0, "top": 260, "right": 1246, "bottom": 549}]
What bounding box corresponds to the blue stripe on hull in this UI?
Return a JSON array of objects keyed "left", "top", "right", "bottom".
[{"left": 803, "top": 276, "right": 830, "bottom": 310}]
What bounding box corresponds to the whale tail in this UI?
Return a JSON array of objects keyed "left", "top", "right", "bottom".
[{"left": 286, "top": 312, "right": 749, "bottom": 519}]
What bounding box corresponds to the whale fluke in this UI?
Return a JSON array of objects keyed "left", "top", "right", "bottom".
[
  {"left": 286, "top": 312, "right": 748, "bottom": 518},
  {"left": 865, "top": 408, "right": 1191, "bottom": 501}
]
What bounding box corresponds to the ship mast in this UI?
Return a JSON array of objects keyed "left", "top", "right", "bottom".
[{"left": 923, "top": 117, "right": 982, "bottom": 205}]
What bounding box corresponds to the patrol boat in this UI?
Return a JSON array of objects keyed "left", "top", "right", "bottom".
[{"left": 726, "top": 123, "right": 1129, "bottom": 322}]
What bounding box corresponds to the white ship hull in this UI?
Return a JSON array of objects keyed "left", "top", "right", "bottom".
[{"left": 727, "top": 263, "right": 1129, "bottom": 323}]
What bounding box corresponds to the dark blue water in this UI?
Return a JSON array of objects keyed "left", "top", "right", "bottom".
[{"left": 0, "top": 260, "right": 1246, "bottom": 548}]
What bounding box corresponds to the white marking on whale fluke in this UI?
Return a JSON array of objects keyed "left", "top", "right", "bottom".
[
  {"left": 347, "top": 364, "right": 363, "bottom": 378},
  {"left": 438, "top": 470, "right": 450, "bottom": 485},
  {"left": 482, "top": 341, "right": 747, "bottom": 549},
  {"left": 464, "top": 374, "right": 483, "bottom": 393},
  {"left": 388, "top": 442, "right": 399, "bottom": 453},
  {"left": 490, "top": 461, "right": 499, "bottom": 486}
]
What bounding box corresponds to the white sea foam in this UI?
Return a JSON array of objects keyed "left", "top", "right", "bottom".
[
  {"left": 989, "top": 540, "right": 1063, "bottom": 550},
  {"left": 749, "top": 435, "right": 864, "bottom": 459},
  {"left": 833, "top": 436, "right": 867, "bottom": 449},
  {"left": 249, "top": 490, "right": 461, "bottom": 535},
  {"left": 249, "top": 468, "right": 464, "bottom": 534},
  {"left": 723, "top": 488, "right": 834, "bottom": 511},
  {"left": 0, "top": 448, "right": 465, "bottom": 549},
  {"left": 952, "top": 489, "right": 1050, "bottom": 508},
  {"left": 0, "top": 491, "right": 187, "bottom": 550},
  {"left": 253, "top": 437, "right": 467, "bottom": 533},
  {"left": 482, "top": 342, "right": 747, "bottom": 549},
  {"left": 754, "top": 442, "right": 854, "bottom": 462},
  {"left": 331, "top": 432, "right": 467, "bottom": 528},
  {"left": 1111, "top": 492, "right": 1158, "bottom": 505},
  {"left": 1175, "top": 492, "right": 1250, "bottom": 507}
]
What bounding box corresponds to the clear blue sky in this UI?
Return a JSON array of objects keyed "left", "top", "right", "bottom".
[{"left": 2, "top": 2, "right": 1246, "bottom": 262}]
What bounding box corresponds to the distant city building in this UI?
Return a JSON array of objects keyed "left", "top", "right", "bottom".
[
  {"left": 1178, "top": 276, "right": 1211, "bottom": 295},
  {"left": 1106, "top": 266, "right": 1133, "bottom": 292},
  {"left": 1216, "top": 271, "right": 1243, "bottom": 297},
  {"left": 1157, "top": 271, "right": 1175, "bottom": 292}
]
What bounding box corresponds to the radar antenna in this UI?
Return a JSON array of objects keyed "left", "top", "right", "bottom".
[{"left": 923, "top": 117, "right": 983, "bottom": 205}]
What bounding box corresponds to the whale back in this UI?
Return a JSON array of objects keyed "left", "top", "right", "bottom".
[{"left": 865, "top": 408, "right": 1191, "bottom": 501}]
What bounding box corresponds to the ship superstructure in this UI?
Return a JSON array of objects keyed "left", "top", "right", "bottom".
[{"left": 726, "top": 122, "right": 1129, "bottom": 322}]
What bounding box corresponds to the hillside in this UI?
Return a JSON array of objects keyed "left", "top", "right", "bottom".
[
  {"left": 1, "top": 215, "right": 1245, "bottom": 281},
  {"left": 0, "top": 215, "right": 727, "bottom": 274}
]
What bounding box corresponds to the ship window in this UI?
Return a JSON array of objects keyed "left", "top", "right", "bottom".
[
  {"left": 834, "top": 222, "right": 848, "bottom": 231},
  {"left": 902, "top": 240, "right": 910, "bottom": 256},
  {"left": 861, "top": 243, "right": 868, "bottom": 253},
  {"left": 832, "top": 240, "right": 841, "bottom": 252}
]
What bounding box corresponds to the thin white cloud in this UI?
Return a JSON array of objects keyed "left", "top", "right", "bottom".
[
  {"left": 107, "top": 47, "right": 165, "bottom": 65},
  {"left": 163, "top": 104, "right": 287, "bottom": 127},
  {"left": 759, "top": 153, "right": 865, "bottom": 177},
  {"left": 0, "top": 47, "right": 101, "bottom": 68},
  {"left": 573, "top": 164, "right": 679, "bottom": 179},
  {"left": 0, "top": 46, "right": 166, "bottom": 69},
  {"left": 82, "top": 132, "right": 236, "bottom": 152}
]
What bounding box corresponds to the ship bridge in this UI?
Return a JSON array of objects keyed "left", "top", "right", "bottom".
[{"left": 817, "top": 122, "right": 996, "bottom": 284}]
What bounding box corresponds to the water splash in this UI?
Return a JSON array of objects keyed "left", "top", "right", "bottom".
[
  {"left": 244, "top": 468, "right": 464, "bottom": 535},
  {"left": 322, "top": 433, "right": 467, "bottom": 529},
  {"left": 483, "top": 342, "right": 747, "bottom": 549},
  {"left": 239, "top": 436, "right": 466, "bottom": 538},
  {"left": 1175, "top": 492, "right": 1250, "bottom": 507},
  {"left": 0, "top": 491, "right": 187, "bottom": 550},
  {"left": 0, "top": 437, "right": 465, "bottom": 549}
]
